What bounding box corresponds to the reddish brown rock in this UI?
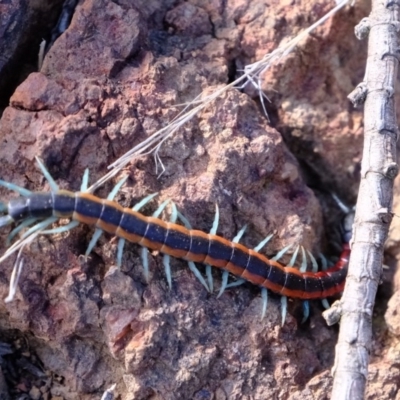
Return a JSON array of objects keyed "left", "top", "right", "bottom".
[{"left": 0, "top": 0, "right": 394, "bottom": 399}]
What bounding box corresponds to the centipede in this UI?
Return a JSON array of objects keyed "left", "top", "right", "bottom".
[{"left": 0, "top": 157, "right": 352, "bottom": 324}]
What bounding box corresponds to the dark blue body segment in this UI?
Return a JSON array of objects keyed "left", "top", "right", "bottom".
[
  {"left": 245, "top": 254, "right": 271, "bottom": 279},
  {"left": 208, "top": 239, "right": 233, "bottom": 262},
  {"left": 230, "top": 247, "right": 250, "bottom": 269},
  {"left": 165, "top": 228, "right": 191, "bottom": 251},
  {"left": 304, "top": 276, "right": 323, "bottom": 294},
  {"left": 53, "top": 193, "right": 76, "bottom": 216},
  {"left": 283, "top": 272, "right": 305, "bottom": 292},
  {"left": 266, "top": 265, "right": 286, "bottom": 288},
  {"left": 75, "top": 196, "right": 103, "bottom": 219},
  {"left": 144, "top": 222, "right": 167, "bottom": 244},
  {"left": 100, "top": 204, "right": 123, "bottom": 227},
  {"left": 119, "top": 212, "right": 148, "bottom": 236},
  {"left": 189, "top": 234, "right": 210, "bottom": 255}
]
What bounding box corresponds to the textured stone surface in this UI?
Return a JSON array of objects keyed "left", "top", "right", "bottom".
[
  {"left": 0, "top": 0, "right": 396, "bottom": 399},
  {"left": 0, "top": 0, "right": 64, "bottom": 112}
]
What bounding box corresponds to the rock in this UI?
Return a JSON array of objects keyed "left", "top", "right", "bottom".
[{"left": 0, "top": 0, "right": 384, "bottom": 399}]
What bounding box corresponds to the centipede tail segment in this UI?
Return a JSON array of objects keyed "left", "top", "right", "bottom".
[{"left": 0, "top": 158, "right": 352, "bottom": 323}]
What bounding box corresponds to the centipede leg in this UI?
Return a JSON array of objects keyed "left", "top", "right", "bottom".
[
  {"left": 271, "top": 244, "right": 292, "bottom": 262},
  {"left": 80, "top": 169, "right": 90, "bottom": 191},
  {"left": 35, "top": 156, "right": 59, "bottom": 192},
  {"left": 261, "top": 288, "right": 268, "bottom": 320},
  {"left": 299, "top": 247, "right": 308, "bottom": 273},
  {"left": 319, "top": 253, "right": 328, "bottom": 271},
  {"left": 153, "top": 199, "right": 169, "bottom": 218},
  {"left": 321, "top": 298, "right": 330, "bottom": 309},
  {"left": 217, "top": 224, "right": 248, "bottom": 296},
  {"left": 42, "top": 220, "right": 80, "bottom": 235},
  {"left": 0, "top": 180, "right": 32, "bottom": 197},
  {"left": 117, "top": 192, "right": 158, "bottom": 272},
  {"left": 7, "top": 217, "right": 39, "bottom": 245},
  {"left": 281, "top": 295, "right": 288, "bottom": 326},
  {"left": 174, "top": 203, "right": 210, "bottom": 292},
  {"left": 249, "top": 233, "right": 275, "bottom": 318},
  {"left": 85, "top": 177, "right": 129, "bottom": 258},
  {"left": 20, "top": 217, "right": 59, "bottom": 240},
  {"left": 217, "top": 270, "right": 229, "bottom": 298},
  {"left": 206, "top": 205, "right": 220, "bottom": 293},
  {"left": 302, "top": 300, "right": 310, "bottom": 323},
  {"left": 163, "top": 254, "right": 172, "bottom": 289},
  {"left": 307, "top": 250, "right": 318, "bottom": 273},
  {"left": 132, "top": 193, "right": 159, "bottom": 212},
  {"left": 188, "top": 261, "right": 210, "bottom": 292},
  {"left": 141, "top": 247, "right": 150, "bottom": 280},
  {"left": 253, "top": 233, "right": 273, "bottom": 252},
  {"left": 177, "top": 211, "right": 192, "bottom": 229},
  {"left": 85, "top": 228, "right": 103, "bottom": 257},
  {"left": 226, "top": 278, "right": 245, "bottom": 288},
  {"left": 287, "top": 245, "right": 300, "bottom": 267}
]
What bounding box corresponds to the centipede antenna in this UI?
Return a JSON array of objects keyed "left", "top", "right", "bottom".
[
  {"left": 0, "top": 180, "right": 32, "bottom": 197},
  {"left": 271, "top": 244, "right": 292, "bottom": 262},
  {"left": 319, "top": 253, "right": 328, "bottom": 271},
  {"left": 232, "top": 225, "right": 247, "bottom": 244},
  {"left": 20, "top": 217, "right": 58, "bottom": 240},
  {"left": 7, "top": 217, "right": 39, "bottom": 245},
  {"left": 170, "top": 202, "right": 178, "bottom": 223},
  {"left": 302, "top": 300, "right": 310, "bottom": 323},
  {"left": 35, "top": 156, "right": 59, "bottom": 192},
  {"left": 307, "top": 250, "right": 318, "bottom": 273},
  {"left": 299, "top": 247, "right": 308, "bottom": 273},
  {"left": 153, "top": 199, "right": 170, "bottom": 218},
  {"left": 217, "top": 270, "right": 229, "bottom": 298},
  {"left": 206, "top": 265, "right": 213, "bottom": 293},
  {"left": 4, "top": 248, "right": 25, "bottom": 303},
  {"left": 177, "top": 211, "right": 192, "bottom": 229},
  {"left": 163, "top": 254, "right": 172, "bottom": 289},
  {"left": 287, "top": 245, "right": 300, "bottom": 267},
  {"left": 321, "top": 298, "right": 330, "bottom": 309},
  {"left": 141, "top": 247, "right": 150, "bottom": 281},
  {"left": 107, "top": 176, "right": 129, "bottom": 200},
  {"left": 117, "top": 238, "right": 125, "bottom": 268},
  {"left": 281, "top": 295, "right": 288, "bottom": 326},
  {"left": 188, "top": 261, "right": 210, "bottom": 292},
  {"left": 0, "top": 215, "right": 14, "bottom": 228},
  {"left": 132, "top": 193, "right": 158, "bottom": 211},
  {"left": 85, "top": 228, "right": 103, "bottom": 256},
  {"left": 254, "top": 233, "right": 273, "bottom": 252},
  {"left": 42, "top": 220, "right": 80, "bottom": 235},
  {"left": 210, "top": 204, "right": 219, "bottom": 234},
  {"left": 81, "top": 169, "right": 90, "bottom": 192},
  {"left": 0, "top": 226, "right": 41, "bottom": 265},
  {"left": 226, "top": 278, "right": 245, "bottom": 288},
  {"left": 261, "top": 288, "right": 268, "bottom": 320}
]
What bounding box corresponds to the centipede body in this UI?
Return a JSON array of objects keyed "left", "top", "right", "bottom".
[{"left": 3, "top": 190, "right": 350, "bottom": 301}]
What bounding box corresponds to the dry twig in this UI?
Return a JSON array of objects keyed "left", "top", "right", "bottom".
[{"left": 323, "top": 0, "right": 399, "bottom": 398}]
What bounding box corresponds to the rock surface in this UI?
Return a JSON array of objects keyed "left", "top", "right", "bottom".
[{"left": 0, "top": 0, "right": 398, "bottom": 399}]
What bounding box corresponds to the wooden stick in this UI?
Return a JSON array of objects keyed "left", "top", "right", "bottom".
[{"left": 323, "top": 0, "right": 400, "bottom": 398}]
